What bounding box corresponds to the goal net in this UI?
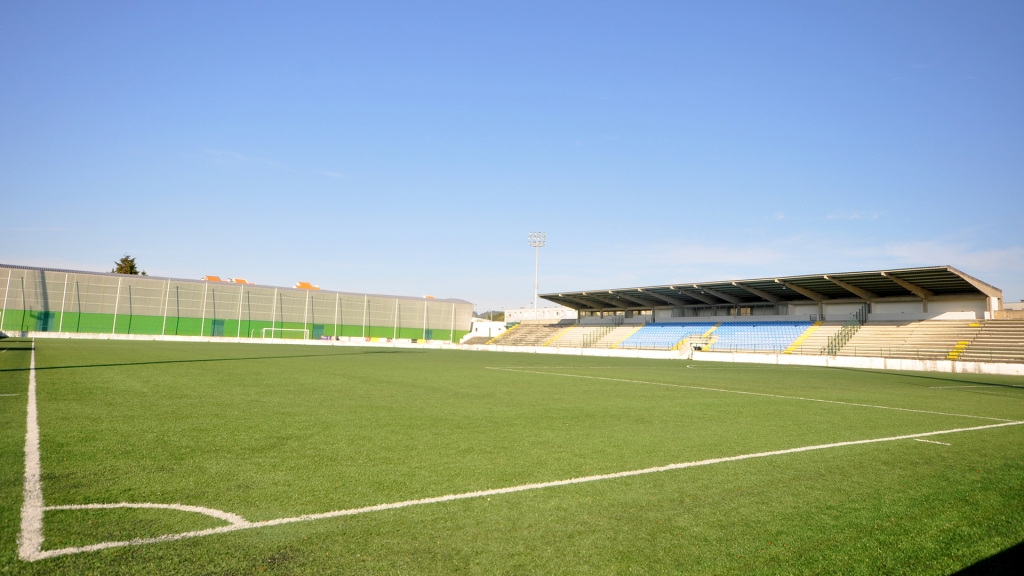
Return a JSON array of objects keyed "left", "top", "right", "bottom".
[{"left": 260, "top": 328, "right": 310, "bottom": 340}]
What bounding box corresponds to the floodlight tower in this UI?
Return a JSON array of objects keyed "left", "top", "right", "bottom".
[{"left": 528, "top": 232, "right": 546, "bottom": 317}]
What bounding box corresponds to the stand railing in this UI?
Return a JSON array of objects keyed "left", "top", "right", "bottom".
[
  {"left": 822, "top": 304, "right": 868, "bottom": 355},
  {"left": 582, "top": 325, "right": 617, "bottom": 348}
]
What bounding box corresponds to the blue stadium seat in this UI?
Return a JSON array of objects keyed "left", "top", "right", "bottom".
[
  {"left": 616, "top": 321, "right": 812, "bottom": 352},
  {"left": 709, "top": 321, "right": 811, "bottom": 352},
  {"left": 617, "top": 322, "right": 717, "bottom": 350}
]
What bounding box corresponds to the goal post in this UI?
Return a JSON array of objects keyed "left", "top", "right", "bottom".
[{"left": 260, "top": 327, "right": 310, "bottom": 340}]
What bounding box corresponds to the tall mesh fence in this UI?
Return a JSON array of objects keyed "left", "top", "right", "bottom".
[{"left": 0, "top": 265, "right": 473, "bottom": 341}]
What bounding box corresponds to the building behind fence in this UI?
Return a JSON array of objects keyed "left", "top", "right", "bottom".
[{"left": 0, "top": 263, "right": 474, "bottom": 342}]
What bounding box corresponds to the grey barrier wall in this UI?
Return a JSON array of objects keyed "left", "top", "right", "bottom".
[{"left": 0, "top": 263, "right": 474, "bottom": 341}]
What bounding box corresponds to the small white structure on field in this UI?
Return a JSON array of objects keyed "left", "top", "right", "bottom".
[{"left": 461, "top": 319, "right": 507, "bottom": 342}]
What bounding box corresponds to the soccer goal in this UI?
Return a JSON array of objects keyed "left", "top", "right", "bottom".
[{"left": 260, "top": 328, "right": 310, "bottom": 340}]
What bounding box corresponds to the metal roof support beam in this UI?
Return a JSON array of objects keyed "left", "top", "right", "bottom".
[
  {"left": 775, "top": 279, "right": 828, "bottom": 302},
  {"left": 613, "top": 292, "right": 663, "bottom": 308},
  {"left": 823, "top": 275, "right": 878, "bottom": 301},
  {"left": 694, "top": 285, "right": 742, "bottom": 304},
  {"left": 590, "top": 295, "right": 633, "bottom": 308},
  {"left": 946, "top": 266, "right": 1002, "bottom": 298},
  {"left": 731, "top": 282, "right": 779, "bottom": 303},
  {"left": 637, "top": 290, "right": 688, "bottom": 306},
  {"left": 558, "top": 296, "right": 605, "bottom": 310},
  {"left": 669, "top": 286, "right": 718, "bottom": 305},
  {"left": 881, "top": 272, "right": 934, "bottom": 299}
]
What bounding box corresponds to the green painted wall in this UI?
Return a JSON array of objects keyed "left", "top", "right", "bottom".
[{"left": 0, "top": 309, "right": 468, "bottom": 342}]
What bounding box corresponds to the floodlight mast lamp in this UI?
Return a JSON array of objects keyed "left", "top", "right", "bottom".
[{"left": 528, "top": 232, "right": 546, "bottom": 315}]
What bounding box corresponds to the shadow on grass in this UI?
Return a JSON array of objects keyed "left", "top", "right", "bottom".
[
  {"left": 950, "top": 540, "right": 1024, "bottom": 575},
  {"left": 0, "top": 348, "right": 423, "bottom": 373},
  {"left": 833, "top": 367, "right": 1024, "bottom": 391}
]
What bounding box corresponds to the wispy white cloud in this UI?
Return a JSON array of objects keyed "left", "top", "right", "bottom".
[
  {"left": 861, "top": 241, "right": 1024, "bottom": 274},
  {"left": 826, "top": 212, "right": 880, "bottom": 220},
  {"left": 204, "top": 149, "right": 283, "bottom": 167},
  {"left": 322, "top": 171, "right": 346, "bottom": 179}
]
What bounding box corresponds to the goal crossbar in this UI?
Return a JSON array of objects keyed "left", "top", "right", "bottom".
[{"left": 260, "top": 328, "right": 310, "bottom": 340}]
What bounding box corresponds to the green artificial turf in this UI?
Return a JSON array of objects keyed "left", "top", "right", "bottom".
[{"left": 1, "top": 338, "right": 1023, "bottom": 574}]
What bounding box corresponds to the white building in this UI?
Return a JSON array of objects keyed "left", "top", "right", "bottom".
[
  {"left": 505, "top": 306, "right": 578, "bottom": 323},
  {"left": 461, "top": 319, "right": 507, "bottom": 342}
]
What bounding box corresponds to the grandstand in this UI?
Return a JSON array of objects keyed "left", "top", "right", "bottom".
[{"left": 489, "top": 266, "right": 1024, "bottom": 364}]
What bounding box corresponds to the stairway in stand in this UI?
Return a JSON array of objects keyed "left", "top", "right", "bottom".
[
  {"left": 957, "top": 320, "right": 1024, "bottom": 363},
  {"left": 836, "top": 320, "right": 983, "bottom": 360},
  {"left": 488, "top": 324, "right": 568, "bottom": 346}
]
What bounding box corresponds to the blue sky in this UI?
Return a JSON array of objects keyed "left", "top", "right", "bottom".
[{"left": 2, "top": 1, "right": 1022, "bottom": 310}]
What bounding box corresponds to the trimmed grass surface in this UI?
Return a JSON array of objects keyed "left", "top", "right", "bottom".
[{"left": 1, "top": 338, "right": 1022, "bottom": 574}]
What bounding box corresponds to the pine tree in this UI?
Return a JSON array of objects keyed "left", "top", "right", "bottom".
[{"left": 112, "top": 254, "right": 147, "bottom": 276}]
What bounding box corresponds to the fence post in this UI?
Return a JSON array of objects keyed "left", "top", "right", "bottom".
[
  {"left": 161, "top": 280, "right": 171, "bottom": 337},
  {"left": 199, "top": 282, "right": 208, "bottom": 337},
  {"left": 0, "top": 266, "right": 9, "bottom": 330},
  {"left": 112, "top": 277, "right": 122, "bottom": 335},
  {"left": 58, "top": 273, "right": 68, "bottom": 334},
  {"left": 303, "top": 290, "right": 309, "bottom": 339},
  {"left": 237, "top": 285, "right": 244, "bottom": 339}
]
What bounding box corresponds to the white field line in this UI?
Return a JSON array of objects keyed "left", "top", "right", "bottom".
[
  {"left": 684, "top": 365, "right": 821, "bottom": 370},
  {"left": 930, "top": 385, "right": 1024, "bottom": 390},
  {"left": 486, "top": 367, "right": 1014, "bottom": 422},
  {"left": 27, "top": 420, "right": 1024, "bottom": 561},
  {"left": 914, "top": 438, "right": 951, "bottom": 446},
  {"left": 44, "top": 503, "right": 249, "bottom": 526},
  {"left": 19, "top": 342, "right": 44, "bottom": 561},
  {"left": 1, "top": 393, "right": 19, "bottom": 396}
]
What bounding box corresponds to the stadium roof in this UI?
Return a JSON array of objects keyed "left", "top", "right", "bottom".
[
  {"left": 541, "top": 266, "right": 1001, "bottom": 311},
  {"left": 0, "top": 262, "right": 471, "bottom": 305}
]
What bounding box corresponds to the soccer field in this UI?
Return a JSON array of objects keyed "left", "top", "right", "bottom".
[{"left": 2, "top": 339, "right": 1023, "bottom": 574}]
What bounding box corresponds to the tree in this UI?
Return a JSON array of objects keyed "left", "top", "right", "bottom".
[{"left": 112, "top": 254, "right": 146, "bottom": 276}]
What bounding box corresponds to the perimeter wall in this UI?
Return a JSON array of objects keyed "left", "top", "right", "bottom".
[{"left": 0, "top": 265, "right": 473, "bottom": 341}]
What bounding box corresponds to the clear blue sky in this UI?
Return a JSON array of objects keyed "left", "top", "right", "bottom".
[{"left": 2, "top": 1, "right": 1022, "bottom": 311}]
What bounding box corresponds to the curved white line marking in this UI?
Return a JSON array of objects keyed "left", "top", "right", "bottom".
[
  {"left": 28, "top": 419, "right": 1024, "bottom": 561},
  {"left": 44, "top": 503, "right": 249, "bottom": 526},
  {"left": 486, "top": 367, "right": 1014, "bottom": 422}
]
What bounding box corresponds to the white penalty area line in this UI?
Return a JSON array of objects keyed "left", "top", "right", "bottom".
[
  {"left": 23, "top": 419, "right": 1024, "bottom": 561},
  {"left": 486, "top": 367, "right": 1014, "bottom": 423},
  {"left": 914, "top": 438, "right": 951, "bottom": 446}
]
